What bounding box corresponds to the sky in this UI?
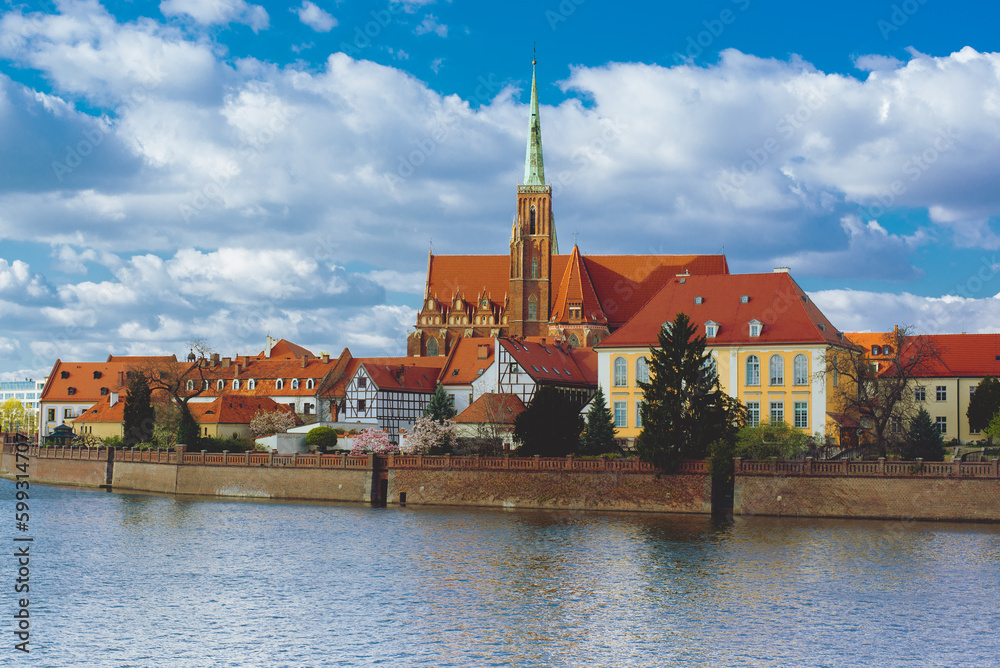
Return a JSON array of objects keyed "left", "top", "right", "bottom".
[{"left": 1, "top": 0, "right": 1000, "bottom": 381}]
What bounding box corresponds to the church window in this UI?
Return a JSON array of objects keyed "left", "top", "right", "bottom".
[
  {"left": 528, "top": 296, "right": 537, "bottom": 320},
  {"left": 531, "top": 256, "right": 538, "bottom": 279},
  {"left": 427, "top": 338, "right": 439, "bottom": 357},
  {"left": 567, "top": 334, "right": 580, "bottom": 348},
  {"left": 530, "top": 205, "right": 536, "bottom": 235}
]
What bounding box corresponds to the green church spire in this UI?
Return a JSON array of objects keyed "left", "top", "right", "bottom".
[{"left": 522, "top": 56, "right": 545, "bottom": 186}]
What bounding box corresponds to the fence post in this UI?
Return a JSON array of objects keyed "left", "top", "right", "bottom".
[
  {"left": 534, "top": 454, "right": 540, "bottom": 470},
  {"left": 915, "top": 458, "right": 924, "bottom": 476},
  {"left": 566, "top": 454, "right": 574, "bottom": 471},
  {"left": 444, "top": 453, "right": 452, "bottom": 470},
  {"left": 994, "top": 458, "right": 999, "bottom": 479},
  {"left": 954, "top": 457, "right": 962, "bottom": 477},
  {"left": 805, "top": 457, "right": 813, "bottom": 475},
  {"left": 878, "top": 457, "right": 885, "bottom": 476},
  {"left": 200, "top": 450, "right": 207, "bottom": 465}
]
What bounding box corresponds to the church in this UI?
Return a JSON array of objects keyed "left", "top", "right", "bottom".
[{"left": 407, "top": 60, "right": 729, "bottom": 357}]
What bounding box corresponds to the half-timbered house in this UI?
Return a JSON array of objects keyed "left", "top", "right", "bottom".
[{"left": 342, "top": 360, "right": 447, "bottom": 439}]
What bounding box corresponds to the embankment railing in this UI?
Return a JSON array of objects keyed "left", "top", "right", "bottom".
[{"left": 736, "top": 457, "right": 1000, "bottom": 479}]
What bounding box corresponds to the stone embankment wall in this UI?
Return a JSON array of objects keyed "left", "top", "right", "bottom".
[{"left": 734, "top": 458, "right": 1000, "bottom": 522}]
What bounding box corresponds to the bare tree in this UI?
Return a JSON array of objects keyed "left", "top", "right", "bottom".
[{"left": 826, "top": 326, "right": 942, "bottom": 456}]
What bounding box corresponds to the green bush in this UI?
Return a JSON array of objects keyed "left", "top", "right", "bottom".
[
  {"left": 197, "top": 436, "right": 256, "bottom": 453},
  {"left": 103, "top": 435, "right": 123, "bottom": 448},
  {"left": 305, "top": 426, "right": 339, "bottom": 451},
  {"left": 735, "top": 422, "right": 809, "bottom": 460}
]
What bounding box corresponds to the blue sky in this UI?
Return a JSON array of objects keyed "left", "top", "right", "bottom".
[{"left": 1, "top": 0, "right": 1000, "bottom": 379}]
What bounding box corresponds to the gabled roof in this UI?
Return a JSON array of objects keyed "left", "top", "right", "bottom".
[
  {"left": 73, "top": 396, "right": 125, "bottom": 424},
  {"left": 454, "top": 393, "right": 526, "bottom": 425},
  {"left": 361, "top": 362, "right": 442, "bottom": 393},
  {"left": 440, "top": 337, "right": 496, "bottom": 386},
  {"left": 188, "top": 396, "right": 299, "bottom": 426},
  {"left": 848, "top": 332, "right": 1000, "bottom": 378},
  {"left": 258, "top": 339, "right": 313, "bottom": 360},
  {"left": 550, "top": 245, "right": 606, "bottom": 324},
  {"left": 41, "top": 355, "right": 178, "bottom": 403},
  {"left": 327, "top": 355, "right": 448, "bottom": 399},
  {"left": 500, "top": 338, "right": 597, "bottom": 387},
  {"left": 423, "top": 252, "right": 729, "bottom": 327},
  {"left": 597, "top": 272, "right": 845, "bottom": 349}
]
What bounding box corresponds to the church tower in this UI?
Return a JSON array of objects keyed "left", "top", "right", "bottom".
[{"left": 509, "top": 57, "right": 558, "bottom": 338}]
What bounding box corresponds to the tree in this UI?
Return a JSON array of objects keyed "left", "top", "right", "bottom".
[
  {"left": 122, "top": 371, "right": 156, "bottom": 446},
  {"left": 828, "top": 327, "right": 943, "bottom": 456},
  {"left": 513, "top": 385, "right": 584, "bottom": 457},
  {"left": 581, "top": 386, "right": 617, "bottom": 455},
  {"left": 176, "top": 403, "right": 201, "bottom": 449},
  {"left": 902, "top": 407, "right": 944, "bottom": 461},
  {"left": 968, "top": 375, "right": 1000, "bottom": 442},
  {"left": 424, "top": 384, "right": 456, "bottom": 423},
  {"left": 248, "top": 409, "right": 297, "bottom": 438},
  {"left": 734, "top": 421, "right": 810, "bottom": 460},
  {"left": 350, "top": 428, "right": 399, "bottom": 455},
  {"left": 0, "top": 398, "right": 26, "bottom": 433},
  {"left": 984, "top": 410, "right": 1000, "bottom": 444},
  {"left": 636, "top": 312, "right": 745, "bottom": 472},
  {"left": 305, "top": 426, "right": 339, "bottom": 451},
  {"left": 402, "top": 416, "right": 457, "bottom": 454}
]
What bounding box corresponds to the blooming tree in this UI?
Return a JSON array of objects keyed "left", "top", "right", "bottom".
[
  {"left": 350, "top": 428, "right": 399, "bottom": 455},
  {"left": 248, "top": 409, "right": 298, "bottom": 437},
  {"left": 401, "top": 416, "right": 457, "bottom": 454}
]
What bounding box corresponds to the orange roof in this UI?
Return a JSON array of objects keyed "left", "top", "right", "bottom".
[
  {"left": 362, "top": 362, "right": 442, "bottom": 393},
  {"left": 327, "top": 355, "right": 447, "bottom": 399},
  {"left": 454, "top": 393, "right": 526, "bottom": 424},
  {"left": 847, "top": 332, "right": 1000, "bottom": 378},
  {"left": 257, "top": 339, "right": 314, "bottom": 360},
  {"left": 423, "top": 252, "right": 729, "bottom": 327},
  {"left": 500, "top": 338, "right": 597, "bottom": 387},
  {"left": 598, "top": 272, "right": 845, "bottom": 349},
  {"left": 178, "top": 354, "right": 345, "bottom": 399},
  {"left": 41, "top": 355, "right": 178, "bottom": 403},
  {"left": 550, "top": 245, "right": 606, "bottom": 324},
  {"left": 188, "top": 396, "right": 299, "bottom": 425},
  {"left": 73, "top": 396, "right": 125, "bottom": 424},
  {"left": 440, "top": 337, "right": 496, "bottom": 386}
]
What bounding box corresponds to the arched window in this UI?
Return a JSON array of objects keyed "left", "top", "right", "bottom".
[
  {"left": 614, "top": 357, "right": 627, "bottom": 387},
  {"left": 216, "top": 380, "right": 224, "bottom": 391},
  {"left": 233, "top": 379, "right": 240, "bottom": 390},
  {"left": 769, "top": 355, "right": 784, "bottom": 386},
  {"left": 427, "top": 338, "right": 439, "bottom": 357},
  {"left": 528, "top": 295, "right": 537, "bottom": 320},
  {"left": 202, "top": 380, "right": 209, "bottom": 391},
  {"left": 568, "top": 333, "right": 580, "bottom": 348},
  {"left": 186, "top": 380, "right": 194, "bottom": 391},
  {"left": 531, "top": 256, "right": 539, "bottom": 279},
  {"left": 291, "top": 379, "right": 300, "bottom": 390},
  {"left": 306, "top": 378, "right": 315, "bottom": 390},
  {"left": 746, "top": 355, "right": 760, "bottom": 386},
  {"left": 247, "top": 379, "right": 256, "bottom": 390},
  {"left": 275, "top": 379, "right": 284, "bottom": 390},
  {"left": 529, "top": 205, "right": 536, "bottom": 234},
  {"left": 636, "top": 357, "right": 649, "bottom": 384},
  {"left": 793, "top": 354, "right": 809, "bottom": 385}
]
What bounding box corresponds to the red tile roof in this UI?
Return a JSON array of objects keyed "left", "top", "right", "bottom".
[
  {"left": 423, "top": 252, "right": 729, "bottom": 327},
  {"left": 550, "top": 245, "right": 606, "bottom": 325},
  {"left": 848, "top": 332, "right": 1000, "bottom": 378},
  {"left": 362, "top": 362, "right": 442, "bottom": 393},
  {"left": 500, "top": 338, "right": 597, "bottom": 387},
  {"left": 440, "top": 337, "right": 496, "bottom": 386},
  {"left": 454, "top": 393, "right": 526, "bottom": 424},
  {"left": 41, "top": 355, "right": 178, "bottom": 403},
  {"left": 327, "top": 355, "right": 448, "bottom": 399},
  {"left": 257, "top": 339, "right": 314, "bottom": 360},
  {"left": 73, "top": 396, "right": 125, "bottom": 424},
  {"left": 188, "top": 396, "right": 299, "bottom": 425},
  {"left": 597, "top": 272, "right": 845, "bottom": 349}
]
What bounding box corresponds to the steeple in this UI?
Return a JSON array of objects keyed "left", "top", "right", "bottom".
[{"left": 523, "top": 56, "right": 545, "bottom": 187}]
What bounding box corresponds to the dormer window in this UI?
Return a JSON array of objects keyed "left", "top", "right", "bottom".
[
  {"left": 872, "top": 345, "right": 881, "bottom": 356},
  {"left": 291, "top": 379, "right": 300, "bottom": 390},
  {"left": 186, "top": 380, "right": 195, "bottom": 391},
  {"left": 569, "top": 302, "right": 582, "bottom": 320},
  {"left": 248, "top": 379, "right": 256, "bottom": 390},
  {"left": 217, "top": 380, "right": 224, "bottom": 390},
  {"left": 202, "top": 380, "right": 210, "bottom": 391},
  {"left": 61, "top": 371, "right": 70, "bottom": 379},
  {"left": 67, "top": 387, "right": 76, "bottom": 395},
  {"left": 705, "top": 320, "right": 719, "bottom": 338},
  {"left": 233, "top": 379, "right": 240, "bottom": 390},
  {"left": 100, "top": 387, "right": 109, "bottom": 396},
  {"left": 694, "top": 296, "right": 703, "bottom": 305},
  {"left": 741, "top": 295, "right": 749, "bottom": 304},
  {"left": 275, "top": 379, "right": 284, "bottom": 390},
  {"left": 748, "top": 319, "right": 763, "bottom": 337},
  {"left": 306, "top": 379, "right": 315, "bottom": 390},
  {"left": 93, "top": 371, "right": 102, "bottom": 379}
]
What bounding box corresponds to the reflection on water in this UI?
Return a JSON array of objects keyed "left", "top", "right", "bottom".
[{"left": 10, "top": 480, "right": 1000, "bottom": 667}]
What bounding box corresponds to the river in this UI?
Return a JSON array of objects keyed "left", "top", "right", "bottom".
[{"left": 5, "top": 479, "right": 1000, "bottom": 667}]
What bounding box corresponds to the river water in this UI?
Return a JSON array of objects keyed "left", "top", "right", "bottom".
[{"left": 5, "top": 479, "right": 1000, "bottom": 667}]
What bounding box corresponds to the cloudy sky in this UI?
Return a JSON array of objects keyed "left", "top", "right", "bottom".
[{"left": 1, "top": 0, "right": 999, "bottom": 380}]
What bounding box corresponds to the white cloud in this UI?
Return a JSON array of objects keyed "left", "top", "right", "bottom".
[
  {"left": 0, "top": 259, "right": 51, "bottom": 300},
  {"left": 160, "top": 0, "right": 269, "bottom": 32},
  {"left": 810, "top": 290, "right": 1000, "bottom": 335},
  {"left": 293, "top": 1, "right": 336, "bottom": 33},
  {"left": 853, "top": 54, "right": 904, "bottom": 72},
  {"left": 0, "top": 337, "right": 20, "bottom": 359},
  {"left": 362, "top": 270, "right": 426, "bottom": 295},
  {"left": 414, "top": 14, "right": 447, "bottom": 37}
]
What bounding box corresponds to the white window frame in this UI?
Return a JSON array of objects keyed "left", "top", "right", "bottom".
[
  {"left": 746, "top": 355, "right": 760, "bottom": 386},
  {"left": 769, "top": 354, "right": 784, "bottom": 386},
  {"left": 613, "top": 357, "right": 627, "bottom": 387},
  {"left": 793, "top": 354, "right": 809, "bottom": 385}
]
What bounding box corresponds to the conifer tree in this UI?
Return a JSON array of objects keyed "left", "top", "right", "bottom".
[
  {"left": 122, "top": 371, "right": 155, "bottom": 447},
  {"left": 902, "top": 407, "right": 944, "bottom": 461},
  {"left": 582, "top": 386, "right": 617, "bottom": 455},
  {"left": 424, "top": 384, "right": 457, "bottom": 423},
  {"left": 636, "top": 312, "right": 744, "bottom": 472},
  {"left": 513, "top": 385, "right": 584, "bottom": 457},
  {"left": 968, "top": 375, "right": 1000, "bottom": 441}
]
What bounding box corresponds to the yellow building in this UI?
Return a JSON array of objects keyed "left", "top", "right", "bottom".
[{"left": 596, "top": 270, "right": 852, "bottom": 443}]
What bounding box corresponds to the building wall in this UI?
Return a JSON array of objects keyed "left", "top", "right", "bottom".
[{"left": 735, "top": 472, "right": 1000, "bottom": 521}]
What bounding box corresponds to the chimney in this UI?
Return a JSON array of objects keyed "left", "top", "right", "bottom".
[
  {"left": 478, "top": 345, "right": 490, "bottom": 360},
  {"left": 117, "top": 370, "right": 125, "bottom": 387},
  {"left": 211, "top": 353, "right": 220, "bottom": 368},
  {"left": 773, "top": 267, "right": 790, "bottom": 273},
  {"left": 395, "top": 364, "right": 405, "bottom": 381},
  {"left": 322, "top": 353, "right": 330, "bottom": 364},
  {"left": 301, "top": 356, "right": 307, "bottom": 369},
  {"left": 222, "top": 357, "right": 231, "bottom": 368},
  {"left": 265, "top": 334, "right": 277, "bottom": 359}
]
